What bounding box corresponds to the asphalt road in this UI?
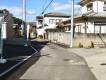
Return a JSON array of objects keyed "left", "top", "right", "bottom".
[
  {"left": 20, "top": 42, "right": 97, "bottom": 80},
  {"left": 0, "top": 40, "right": 48, "bottom": 80},
  {"left": 1, "top": 40, "right": 97, "bottom": 80}
]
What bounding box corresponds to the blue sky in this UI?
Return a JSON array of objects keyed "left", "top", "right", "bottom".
[{"left": 0, "top": 0, "right": 80, "bottom": 22}]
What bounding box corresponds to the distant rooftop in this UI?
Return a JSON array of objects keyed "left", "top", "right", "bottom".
[
  {"left": 44, "top": 12, "right": 70, "bottom": 17},
  {"left": 80, "top": 0, "right": 92, "bottom": 6},
  {"left": 36, "top": 16, "right": 43, "bottom": 19}
]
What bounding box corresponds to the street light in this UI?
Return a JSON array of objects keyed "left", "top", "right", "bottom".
[{"left": 70, "top": 0, "right": 74, "bottom": 48}]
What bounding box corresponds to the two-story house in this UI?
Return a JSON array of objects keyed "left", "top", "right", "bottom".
[
  {"left": 36, "top": 12, "right": 70, "bottom": 37},
  {"left": 75, "top": 0, "right": 106, "bottom": 34},
  {"left": 44, "top": 12, "right": 70, "bottom": 29},
  {"left": 54, "top": 0, "right": 106, "bottom": 47},
  {"left": 74, "top": 0, "right": 106, "bottom": 47}
]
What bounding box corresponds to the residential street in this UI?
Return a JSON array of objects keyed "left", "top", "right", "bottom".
[{"left": 19, "top": 42, "right": 96, "bottom": 80}]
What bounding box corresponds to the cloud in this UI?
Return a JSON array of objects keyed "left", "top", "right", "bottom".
[
  {"left": 51, "top": 2, "right": 81, "bottom": 15},
  {"left": 52, "top": 2, "right": 70, "bottom": 11},
  {"left": 0, "top": 6, "right": 36, "bottom": 21}
]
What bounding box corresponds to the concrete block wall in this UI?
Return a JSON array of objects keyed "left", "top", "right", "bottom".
[
  {"left": 73, "top": 33, "right": 106, "bottom": 48},
  {"left": 48, "top": 32, "right": 71, "bottom": 46},
  {"left": 48, "top": 31, "right": 106, "bottom": 48}
]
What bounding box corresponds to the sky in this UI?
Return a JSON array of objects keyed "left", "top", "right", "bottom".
[{"left": 0, "top": 0, "right": 81, "bottom": 22}]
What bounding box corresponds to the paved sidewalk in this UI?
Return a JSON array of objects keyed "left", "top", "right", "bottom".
[{"left": 68, "top": 48, "right": 106, "bottom": 80}]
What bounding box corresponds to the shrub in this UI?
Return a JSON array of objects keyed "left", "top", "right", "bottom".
[
  {"left": 78, "top": 42, "right": 83, "bottom": 48},
  {"left": 90, "top": 41, "right": 94, "bottom": 48}
]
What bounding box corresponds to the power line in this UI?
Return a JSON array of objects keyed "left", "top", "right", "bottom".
[
  {"left": 42, "top": 0, "right": 48, "bottom": 10},
  {"left": 41, "top": 0, "right": 54, "bottom": 15}
]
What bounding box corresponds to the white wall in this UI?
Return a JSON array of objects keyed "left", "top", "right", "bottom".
[
  {"left": 36, "top": 28, "right": 45, "bottom": 36},
  {"left": 36, "top": 20, "right": 43, "bottom": 28},
  {"left": 87, "top": 22, "right": 94, "bottom": 33},
  {"left": 93, "top": 1, "right": 104, "bottom": 12},
  {"left": 82, "top": 6, "right": 87, "bottom": 14},
  {"left": 75, "top": 23, "right": 85, "bottom": 33},
  {"left": 75, "top": 22, "right": 95, "bottom": 33},
  {"left": 101, "top": 25, "right": 106, "bottom": 33},
  {"left": 44, "top": 17, "right": 70, "bottom": 29},
  {"left": 82, "top": 1, "right": 104, "bottom": 14},
  {"left": 2, "top": 22, "right": 7, "bottom": 39}
]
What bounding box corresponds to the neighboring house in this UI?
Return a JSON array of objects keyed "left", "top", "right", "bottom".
[
  {"left": 0, "top": 9, "right": 14, "bottom": 39},
  {"left": 36, "top": 16, "right": 43, "bottom": 28},
  {"left": 27, "top": 22, "right": 37, "bottom": 38},
  {"left": 36, "top": 12, "right": 70, "bottom": 37},
  {"left": 36, "top": 16, "right": 44, "bottom": 37},
  {"left": 58, "top": 0, "right": 106, "bottom": 34},
  {"left": 47, "top": 0, "right": 106, "bottom": 48},
  {"left": 44, "top": 12, "right": 70, "bottom": 29},
  {"left": 75, "top": 0, "right": 106, "bottom": 34}
]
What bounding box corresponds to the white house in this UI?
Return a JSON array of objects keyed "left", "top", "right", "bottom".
[
  {"left": 44, "top": 12, "right": 70, "bottom": 29},
  {"left": 74, "top": 0, "right": 106, "bottom": 34},
  {"left": 46, "top": 0, "right": 106, "bottom": 47},
  {"left": 36, "top": 16, "right": 44, "bottom": 37},
  {"left": 36, "top": 12, "right": 70, "bottom": 37}
]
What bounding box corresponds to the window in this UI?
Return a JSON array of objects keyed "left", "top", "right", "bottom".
[
  {"left": 87, "top": 3, "right": 92, "bottom": 11},
  {"left": 38, "top": 20, "right": 43, "bottom": 25},
  {"left": 49, "top": 19, "right": 55, "bottom": 24},
  {"left": 104, "top": 2, "right": 106, "bottom": 11}
]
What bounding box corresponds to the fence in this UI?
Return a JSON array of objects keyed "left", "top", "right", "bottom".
[
  {"left": 48, "top": 32, "right": 71, "bottom": 46},
  {"left": 47, "top": 31, "right": 106, "bottom": 48}
]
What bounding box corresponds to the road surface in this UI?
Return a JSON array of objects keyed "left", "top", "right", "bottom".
[{"left": 20, "top": 42, "right": 97, "bottom": 80}]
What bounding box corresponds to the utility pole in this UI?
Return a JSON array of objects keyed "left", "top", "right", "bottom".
[
  {"left": 22, "top": 0, "right": 29, "bottom": 46},
  {"left": 22, "top": 0, "right": 26, "bottom": 39},
  {"left": 70, "top": 0, "right": 74, "bottom": 48}
]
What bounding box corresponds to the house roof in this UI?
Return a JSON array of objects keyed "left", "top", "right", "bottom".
[
  {"left": 79, "top": 0, "right": 92, "bottom": 6},
  {"left": 56, "top": 12, "right": 106, "bottom": 28},
  {"left": 44, "top": 12, "right": 70, "bottom": 17},
  {"left": 84, "top": 12, "right": 106, "bottom": 18},
  {"left": 36, "top": 16, "right": 43, "bottom": 20}
]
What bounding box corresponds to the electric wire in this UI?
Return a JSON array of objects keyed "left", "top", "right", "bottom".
[{"left": 41, "top": 0, "right": 54, "bottom": 15}]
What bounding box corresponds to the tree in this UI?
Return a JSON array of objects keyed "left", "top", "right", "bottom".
[{"left": 12, "top": 17, "right": 24, "bottom": 26}]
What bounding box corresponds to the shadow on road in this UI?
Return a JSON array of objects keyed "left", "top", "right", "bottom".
[{"left": 0, "top": 40, "right": 49, "bottom": 80}]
